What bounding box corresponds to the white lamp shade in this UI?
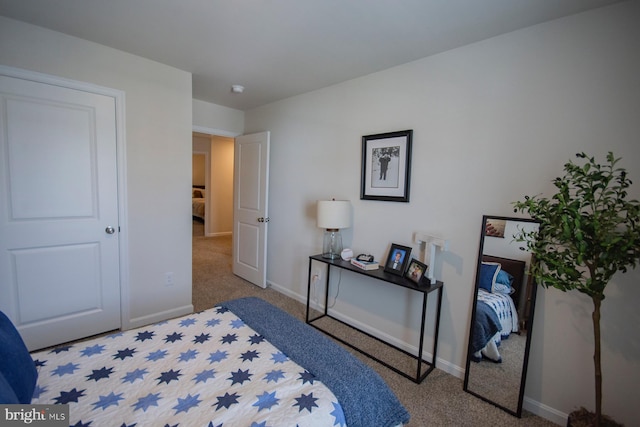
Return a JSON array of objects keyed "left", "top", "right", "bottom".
[{"left": 317, "top": 200, "right": 351, "bottom": 229}]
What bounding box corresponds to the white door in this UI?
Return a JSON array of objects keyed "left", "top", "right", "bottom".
[
  {"left": 232, "top": 131, "right": 270, "bottom": 288},
  {"left": 0, "top": 73, "right": 121, "bottom": 351}
]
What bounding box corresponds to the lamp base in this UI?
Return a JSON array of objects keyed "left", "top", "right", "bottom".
[{"left": 322, "top": 229, "right": 343, "bottom": 259}]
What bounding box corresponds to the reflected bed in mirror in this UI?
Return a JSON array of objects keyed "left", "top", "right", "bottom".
[{"left": 463, "top": 215, "right": 540, "bottom": 417}]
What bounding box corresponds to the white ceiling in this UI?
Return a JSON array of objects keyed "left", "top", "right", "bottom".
[{"left": 0, "top": 0, "right": 623, "bottom": 111}]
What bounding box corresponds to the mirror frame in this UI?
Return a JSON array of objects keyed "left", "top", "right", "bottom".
[{"left": 463, "top": 215, "right": 540, "bottom": 417}]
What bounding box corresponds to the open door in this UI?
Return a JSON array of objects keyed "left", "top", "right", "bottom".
[{"left": 232, "top": 131, "right": 270, "bottom": 288}]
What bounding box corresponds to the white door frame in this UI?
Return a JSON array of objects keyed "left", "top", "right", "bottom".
[
  {"left": 0, "top": 66, "right": 131, "bottom": 329},
  {"left": 192, "top": 126, "right": 240, "bottom": 139}
]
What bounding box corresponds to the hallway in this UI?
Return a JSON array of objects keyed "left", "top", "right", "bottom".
[{"left": 191, "top": 220, "right": 239, "bottom": 311}]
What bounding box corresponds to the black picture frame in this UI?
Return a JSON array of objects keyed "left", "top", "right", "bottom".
[
  {"left": 361, "top": 129, "right": 412, "bottom": 202},
  {"left": 405, "top": 259, "right": 428, "bottom": 285},
  {"left": 384, "top": 243, "right": 412, "bottom": 276}
]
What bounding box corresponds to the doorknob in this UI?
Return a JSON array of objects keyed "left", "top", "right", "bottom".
[
  {"left": 257, "top": 217, "right": 270, "bottom": 223},
  {"left": 105, "top": 226, "right": 116, "bottom": 234}
]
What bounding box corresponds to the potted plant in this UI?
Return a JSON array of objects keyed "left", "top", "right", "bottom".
[{"left": 513, "top": 152, "right": 640, "bottom": 427}]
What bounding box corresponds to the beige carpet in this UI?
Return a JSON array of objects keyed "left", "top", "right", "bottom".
[{"left": 192, "top": 220, "right": 557, "bottom": 426}]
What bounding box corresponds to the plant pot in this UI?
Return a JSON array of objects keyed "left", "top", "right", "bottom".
[{"left": 566, "top": 408, "right": 623, "bottom": 427}]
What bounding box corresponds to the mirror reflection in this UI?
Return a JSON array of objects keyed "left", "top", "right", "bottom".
[{"left": 463, "top": 215, "right": 540, "bottom": 417}]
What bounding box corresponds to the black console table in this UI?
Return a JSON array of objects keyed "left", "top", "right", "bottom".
[{"left": 306, "top": 254, "right": 443, "bottom": 384}]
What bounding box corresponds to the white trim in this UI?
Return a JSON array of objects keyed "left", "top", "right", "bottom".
[
  {"left": 0, "top": 65, "right": 131, "bottom": 332},
  {"left": 267, "top": 280, "right": 304, "bottom": 303},
  {"left": 523, "top": 397, "right": 567, "bottom": 425},
  {"left": 267, "top": 278, "right": 462, "bottom": 379},
  {"left": 126, "top": 304, "right": 194, "bottom": 329},
  {"left": 269, "top": 276, "right": 563, "bottom": 425},
  {"left": 207, "top": 231, "right": 232, "bottom": 237},
  {"left": 114, "top": 87, "right": 131, "bottom": 331},
  {"left": 0, "top": 65, "right": 122, "bottom": 99},
  {"left": 192, "top": 125, "right": 241, "bottom": 138}
]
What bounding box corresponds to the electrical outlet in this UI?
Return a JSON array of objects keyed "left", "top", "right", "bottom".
[
  {"left": 165, "top": 272, "right": 174, "bottom": 286},
  {"left": 312, "top": 268, "right": 322, "bottom": 283}
]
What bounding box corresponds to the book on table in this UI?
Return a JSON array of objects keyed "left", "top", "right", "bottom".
[{"left": 350, "top": 259, "right": 379, "bottom": 270}]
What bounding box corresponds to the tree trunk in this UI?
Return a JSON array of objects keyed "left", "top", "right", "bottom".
[{"left": 592, "top": 296, "right": 602, "bottom": 427}]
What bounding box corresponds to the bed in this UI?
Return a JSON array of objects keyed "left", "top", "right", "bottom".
[
  {"left": 470, "top": 255, "right": 525, "bottom": 363},
  {"left": 1, "top": 297, "right": 409, "bottom": 427},
  {"left": 192, "top": 186, "right": 205, "bottom": 220}
]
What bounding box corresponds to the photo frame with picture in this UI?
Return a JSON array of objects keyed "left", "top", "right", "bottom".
[
  {"left": 485, "top": 218, "right": 506, "bottom": 238},
  {"left": 361, "top": 130, "right": 412, "bottom": 202},
  {"left": 384, "top": 243, "right": 412, "bottom": 276},
  {"left": 405, "top": 259, "right": 428, "bottom": 285}
]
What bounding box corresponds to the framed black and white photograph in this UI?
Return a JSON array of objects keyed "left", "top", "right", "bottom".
[
  {"left": 384, "top": 243, "right": 412, "bottom": 276},
  {"left": 405, "top": 259, "right": 428, "bottom": 285},
  {"left": 361, "top": 129, "right": 412, "bottom": 202}
]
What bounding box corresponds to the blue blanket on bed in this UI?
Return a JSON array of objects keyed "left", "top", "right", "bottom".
[
  {"left": 471, "top": 301, "right": 502, "bottom": 354},
  {"left": 222, "top": 297, "right": 410, "bottom": 427}
]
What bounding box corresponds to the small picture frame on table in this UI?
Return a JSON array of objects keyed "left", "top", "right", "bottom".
[
  {"left": 384, "top": 243, "right": 412, "bottom": 276},
  {"left": 405, "top": 259, "right": 428, "bottom": 285}
]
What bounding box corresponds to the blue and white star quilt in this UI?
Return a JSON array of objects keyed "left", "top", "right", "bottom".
[{"left": 31, "top": 305, "right": 346, "bottom": 427}]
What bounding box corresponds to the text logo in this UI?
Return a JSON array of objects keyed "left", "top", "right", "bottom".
[{"left": 1, "top": 405, "right": 68, "bottom": 426}]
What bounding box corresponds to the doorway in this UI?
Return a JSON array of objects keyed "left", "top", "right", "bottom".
[
  {"left": 191, "top": 130, "right": 270, "bottom": 290},
  {"left": 192, "top": 132, "right": 234, "bottom": 237},
  {"left": 192, "top": 152, "right": 207, "bottom": 236},
  {"left": 191, "top": 131, "right": 234, "bottom": 310}
]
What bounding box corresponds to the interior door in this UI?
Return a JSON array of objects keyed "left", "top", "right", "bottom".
[
  {"left": 232, "top": 131, "right": 270, "bottom": 288},
  {"left": 0, "top": 72, "right": 121, "bottom": 351}
]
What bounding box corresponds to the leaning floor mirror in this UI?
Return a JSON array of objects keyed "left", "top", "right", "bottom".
[{"left": 463, "top": 215, "right": 540, "bottom": 417}]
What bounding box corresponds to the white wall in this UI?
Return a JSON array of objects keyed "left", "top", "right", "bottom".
[
  {"left": 4, "top": 4, "right": 638, "bottom": 424},
  {"left": 193, "top": 98, "right": 244, "bottom": 137},
  {"left": 209, "top": 135, "right": 234, "bottom": 235},
  {"left": 192, "top": 154, "right": 206, "bottom": 186},
  {"left": 245, "top": 2, "right": 640, "bottom": 425},
  {"left": 0, "top": 17, "right": 194, "bottom": 327}
]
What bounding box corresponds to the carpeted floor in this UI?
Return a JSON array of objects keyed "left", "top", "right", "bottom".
[{"left": 192, "top": 220, "right": 557, "bottom": 426}]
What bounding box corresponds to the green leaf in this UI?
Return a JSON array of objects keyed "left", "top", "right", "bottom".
[{"left": 513, "top": 151, "right": 640, "bottom": 297}]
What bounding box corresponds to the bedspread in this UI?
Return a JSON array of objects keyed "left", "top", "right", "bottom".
[
  {"left": 222, "top": 297, "right": 410, "bottom": 427},
  {"left": 477, "top": 289, "right": 518, "bottom": 338},
  {"left": 192, "top": 197, "right": 205, "bottom": 219},
  {"left": 470, "top": 300, "right": 502, "bottom": 355},
  {"left": 31, "top": 305, "right": 346, "bottom": 426}
]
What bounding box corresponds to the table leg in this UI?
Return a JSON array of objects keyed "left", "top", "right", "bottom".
[{"left": 306, "top": 259, "right": 313, "bottom": 323}]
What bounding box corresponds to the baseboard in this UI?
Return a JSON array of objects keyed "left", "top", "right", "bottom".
[
  {"left": 267, "top": 280, "right": 463, "bottom": 379},
  {"left": 205, "top": 231, "right": 232, "bottom": 237},
  {"left": 523, "top": 397, "right": 566, "bottom": 425},
  {"left": 124, "top": 304, "right": 194, "bottom": 330},
  {"left": 264, "top": 280, "right": 566, "bottom": 425},
  {"left": 437, "top": 358, "right": 465, "bottom": 379},
  {"left": 267, "top": 281, "right": 306, "bottom": 304}
]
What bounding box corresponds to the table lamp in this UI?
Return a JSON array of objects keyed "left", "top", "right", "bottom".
[{"left": 317, "top": 199, "right": 352, "bottom": 259}]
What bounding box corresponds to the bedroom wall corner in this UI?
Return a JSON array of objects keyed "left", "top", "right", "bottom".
[
  {"left": 0, "top": 16, "right": 194, "bottom": 331},
  {"left": 193, "top": 98, "right": 244, "bottom": 137},
  {"left": 244, "top": 2, "right": 640, "bottom": 425}
]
